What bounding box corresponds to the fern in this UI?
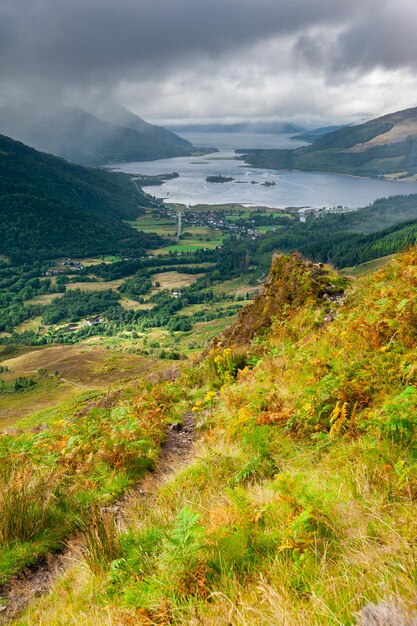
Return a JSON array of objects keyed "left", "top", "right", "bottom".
[
  {"left": 224, "top": 486, "right": 254, "bottom": 520},
  {"left": 162, "top": 506, "right": 205, "bottom": 568},
  {"left": 377, "top": 386, "right": 417, "bottom": 444}
]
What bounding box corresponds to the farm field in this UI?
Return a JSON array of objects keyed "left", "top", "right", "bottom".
[
  {"left": 67, "top": 278, "right": 127, "bottom": 291},
  {"left": 77, "top": 255, "right": 124, "bottom": 265},
  {"left": 119, "top": 297, "right": 150, "bottom": 310},
  {"left": 27, "top": 293, "right": 62, "bottom": 305},
  {"left": 151, "top": 271, "right": 205, "bottom": 290},
  {"left": 129, "top": 206, "right": 231, "bottom": 254},
  {"left": 152, "top": 239, "right": 224, "bottom": 254},
  {"left": 127, "top": 215, "right": 177, "bottom": 236}
]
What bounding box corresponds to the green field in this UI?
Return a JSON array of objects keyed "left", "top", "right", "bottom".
[
  {"left": 153, "top": 239, "right": 224, "bottom": 254},
  {"left": 128, "top": 216, "right": 177, "bottom": 236}
]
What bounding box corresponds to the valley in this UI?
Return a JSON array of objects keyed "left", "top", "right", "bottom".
[
  {"left": 2, "top": 116, "right": 417, "bottom": 624},
  {"left": 2, "top": 0, "right": 417, "bottom": 621}
]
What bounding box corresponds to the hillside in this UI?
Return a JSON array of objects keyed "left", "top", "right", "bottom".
[
  {"left": 226, "top": 193, "right": 417, "bottom": 272},
  {"left": 97, "top": 105, "right": 193, "bottom": 153},
  {"left": 0, "top": 133, "right": 164, "bottom": 263},
  {"left": 239, "top": 106, "right": 417, "bottom": 178},
  {"left": 2, "top": 249, "right": 417, "bottom": 624},
  {"left": 290, "top": 124, "right": 346, "bottom": 143},
  {"left": 0, "top": 104, "right": 197, "bottom": 166}
]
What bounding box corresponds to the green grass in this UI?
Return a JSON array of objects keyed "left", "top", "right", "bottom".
[
  {"left": 0, "top": 377, "right": 86, "bottom": 430},
  {"left": 0, "top": 372, "right": 183, "bottom": 586},
  {"left": 340, "top": 254, "right": 396, "bottom": 277},
  {"left": 127, "top": 217, "right": 177, "bottom": 236},
  {"left": 10, "top": 249, "right": 417, "bottom": 624},
  {"left": 153, "top": 239, "right": 224, "bottom": 254}
]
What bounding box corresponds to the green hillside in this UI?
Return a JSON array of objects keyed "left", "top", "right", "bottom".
[
  {"left": 0, "top": 105, "right": 198, "bottom": 166},
  {"left": 240, "top": 106, "right": 417, "bottom": 178},
  {"left": 224, "top": 193, "right": 417, "bottom": 271},
  {"left": 3, "top": 249, "right": 417, "bottom": 625},
  {"left": 0, "top": 134, "right": 164, "bottom": 263}
]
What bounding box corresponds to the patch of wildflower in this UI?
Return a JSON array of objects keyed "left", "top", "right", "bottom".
[{"left": 192, "top": 390, "right": 218, "bottom": 412}]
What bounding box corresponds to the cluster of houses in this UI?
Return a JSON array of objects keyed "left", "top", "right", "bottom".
[
  {"left": 59, "top": 316, "right": 105, "bottom": 335},
  {"left": 45, "top": 259, "right": 85, "bottom": 277},
  {"left": 298, "top": 205, "right": 354, "bottom": 223},
  {"left": 61, "top": 259, "right": 84, "bottom": 270},
  {"left": 167, "top": 208, "right": 258, "bottom": 241}
]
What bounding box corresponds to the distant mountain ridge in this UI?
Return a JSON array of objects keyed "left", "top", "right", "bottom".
[
  {"left": 239, "top": 106, "right": 417, "bottom": 178},
  {"left": 290, "top": 125, "right": 346, "bottom": 143},
  {"left": 0, "top": 133, "right": 163, "bottom": 263},
  {"left": 168, "top": 121, "right": 303, "bottom": 134},
  {"left": 0, "top": 104, "right": 198, "bottom": 166}
]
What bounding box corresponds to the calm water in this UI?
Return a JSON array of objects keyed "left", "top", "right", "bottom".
[
  {"left": 108, "top": 134, "right": 417, "bottom": 209},
  {"left": 174, "top": 131, "right": 307, "bottom": 150}
]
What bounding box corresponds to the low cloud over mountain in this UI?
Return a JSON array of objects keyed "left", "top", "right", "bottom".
[{"left": 1, "top": 0, "right": 417, "bottom": 125}]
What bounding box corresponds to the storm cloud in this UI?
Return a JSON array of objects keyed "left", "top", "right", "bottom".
[{"left": 0, "top": 0, "right": 416, "bottom": 124}]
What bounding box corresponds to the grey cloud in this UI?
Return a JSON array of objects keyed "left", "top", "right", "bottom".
[
  {"left": 0, "top": 0, "right": 416, "bottom": 123},
  {"left": 0, "top": 0, "right": 371, "bottom": 88},
  {"left": 334, "top": 4, "right": 417, "bottom": 73},
  {"left": 295, "top": 0, "right": 417, "bottom": 76}
]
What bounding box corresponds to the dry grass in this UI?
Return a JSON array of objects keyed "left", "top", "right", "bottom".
[
  {"left": 26, "top": 294, "right": 61, "bottom": 305},
  {"left": 119, "top": 297, "right": 152, "bottom": 311},
  {"left": 68, "top": 279, "right": 127, "bottom": 292},
  {"left": 348, "top": 119, "right": 417, "bottom": 153},
  {"left": 340, "top": 255, "right": 397, "bottom": 277},
  {"left": 0, "top": 378, "right": 81, "bottom": 429},
  {"left": 213, "top": 277, "right": 260, "bottom": 297},
  {"left": 14, "top": 317, "right": 44, "bottom": 334},
  {"left": 152, "top": 272, "right": 203, "bottom": 290},
  {"left": 9, "top": 251, "right": 417, "bottom": 624},
  {"left": 19, "top": 565, "right": 114, "bottom": 626},
  {"left": 1, "top": 343, "right": 158, "bottom": 387}
]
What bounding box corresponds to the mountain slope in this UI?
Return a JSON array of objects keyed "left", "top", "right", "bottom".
[
  {"left": 0, "top": 133, "right": 163, "bottom": 263},
  {"left": 0, "top": 105, "right": 196, "bottom": 166},
  {"left": 16, "top": 249, "right": 417, "bottom": 625},
  {"left": 98, "top": 105, "right": 193, "bottom": 152},
  {"left": 240, "top": 106, "right": 417, "bottom": 178}
]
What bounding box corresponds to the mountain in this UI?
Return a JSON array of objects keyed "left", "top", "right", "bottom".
[
  {"left": 290, "top": 124, "right": 346, "bottom": 143},
  {"left": 168, "top": 121, "right": 303, "bottom": 134},
  {"left": 239, "top": 106, "right": 417, "bottom": 178},
  {"left": 97, "top": 105, "right": 193, "bottom": 152},
  {"left": 0, "top": 133, "right": 164, "bottom": 263},
  {"left": 0, "top": 104, "right": 197, "bottom": 166}
]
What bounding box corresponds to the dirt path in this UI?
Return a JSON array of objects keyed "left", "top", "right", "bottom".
[{"left": 0, "top": 412, "right": 195, "bottom": 623}]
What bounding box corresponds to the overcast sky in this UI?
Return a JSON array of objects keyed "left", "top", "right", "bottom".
[{"left": 1, "top": 0, "right": 416, "bottom": 126}]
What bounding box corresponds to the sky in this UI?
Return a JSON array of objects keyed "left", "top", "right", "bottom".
[{"left": 1, "top": 0, "right": 416, "bottom": 127}]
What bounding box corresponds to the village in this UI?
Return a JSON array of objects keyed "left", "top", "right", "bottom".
[{"left": 166, "top": 206, "right": 259, "bottom": 241}]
